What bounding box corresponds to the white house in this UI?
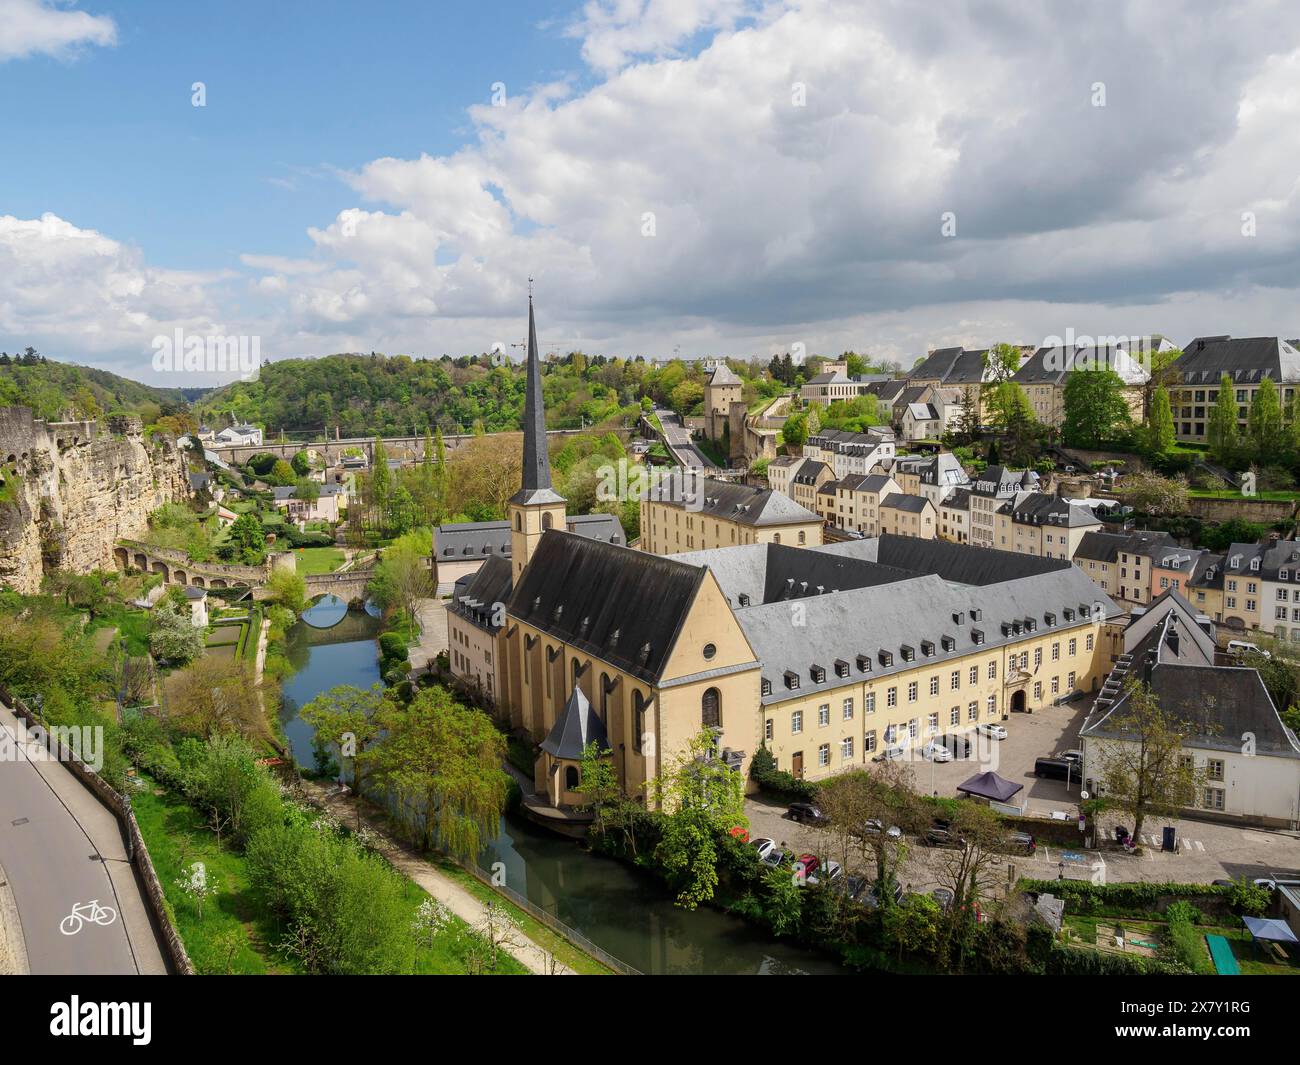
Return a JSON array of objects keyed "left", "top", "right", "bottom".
[
  {"left": 183, "top": 586, "right": 209, "bottom": 628},
  {"left": 215, "top": 424, "right": 263, "bottom": 446}
]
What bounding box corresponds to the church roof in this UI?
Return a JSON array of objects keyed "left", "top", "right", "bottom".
[{"left": 540, "top": 685, "right": 610, "bottom": 760}]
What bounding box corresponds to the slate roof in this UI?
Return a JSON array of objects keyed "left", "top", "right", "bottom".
[
  {"left": 909, "top": 347, "right": 990, "bottom": 385},
  {"left": 433, "top": 512, "right": 623, "bottom": 562},
  {"left": 880, "top": 493, "right": 931, "bottom": 513},
  {"left": 864, "top": 380, "right": 908, "bottom": 403},
  {"left": 540, "top": 685, "right": 609, "bottom": 760},
  {"left": 512, "top": 297, "right": 564, "bottom": 506},
  {"left": 970, "top": 465, "right": 1039, "bottom": 498},
  {"left": 1013, "top": 342, "right": 1158, "bottom": 386},
  {"left": 1225, "top": 538, "right": 1300, "bottom": 581},
  {"left": 740, "top": 563, "right": 1117, "bottom": 705},
  {"left": 272, "top": 483, "right": 346, "bottom": 501},
  {"left": 668, "top": 541, "right": 915, "bottom": 608},
  {"left": 816, "top": 534, "right": 1075, "bottom": 585},
  {"left": 942, "top": 487, "right": 972, "bottom": 510},
  {"left": 508, "top": 531, "right": 707, "bottom": 683},
  {"left": 792, "top": 460, "right": 830, "bottom": 485},
  {"left": 646, "top": 476, "right": 821, "bottom": 526},
  {"left": 806, "top": 370, "right": 848, "bottom": 385},
  {"left": 450, "top": 554, "right": 515, "bottom": 633},
  {"left": 707, "top": 363, "right": 742, "bottom": 386},
  {"left": 999, "top": 491, "right": 1103, "bottom": 529},
  {"left": 1173, "top": 336, "right": 1300, "bottom": 385},
  {"left": 1074, "top": 529, "right": 1176, "bottom": 564},
  {"left": 837, "top": 473, "right": 896, "bottom": 494}
]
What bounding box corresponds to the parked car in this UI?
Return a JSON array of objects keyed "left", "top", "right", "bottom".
[
  {"left": 940, "top": 734, "right": 972, "bottom": 758},
  {"left": 862, "top": 818, "right": 903, "bottom": 840},
  {"left": 931, "top": 887, "right": 954, "bottom": 910},
  {"left": 835, "top": 875, "right": 868, "bottom": 901},
  {"left": 873, "top": 744, "right": 907, "bottom": 762},
  {"left": 977, "top": 723, "right": 1007, "bottom": 740},
  {"left": 1060, "top": 749, "right": 1084, "bottom": 766},
  {"left": 794, "top": 854, "right": 821, "bottom": 879},
  {"left": 807, "top": 860, "right": 843, "bottom": 886},
  {"left": 1228, "top": 640, "right": 1270, "bottom": 659},
  {"left": 750, "top": 837, "right": 780, "bottom": 862},
  {"left": 921, "top": 740, "right": 953, "bottom": 762},
  {"left": 1003, "top": 831, "right": 1036, "bottom": 855},
  {"left": 787, "top": 802, "right": 828, "bottom": 825},
  {"left": 925, "top": 826, "right": 963, "bottom": 848},
  {"left": 861, "top": 879, "right": 904, "bottom": 910},
  {"left": 1034, "top": 757, "right": 1075, "bottom": 781}
]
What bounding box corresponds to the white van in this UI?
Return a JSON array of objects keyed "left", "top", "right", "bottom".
[{"left": 1227, "top": 640, "right": 1270, "bottom": 659}]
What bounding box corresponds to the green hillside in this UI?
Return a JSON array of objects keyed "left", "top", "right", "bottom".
[{"left": 0, "top": 351, "right": 189, "bottom": 423}]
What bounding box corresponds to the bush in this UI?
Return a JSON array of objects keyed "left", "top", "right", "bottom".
[
  {"left": 748, "top": 745, "right": 817, "bottom": 802},
  {"left": 378, "top": 632, "right": 409, "bottom": 660},
  {"left": 1227, "top": 877, "right": 1272, "bottom": 917}
]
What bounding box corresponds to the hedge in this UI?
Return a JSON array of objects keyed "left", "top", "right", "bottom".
[{"left": 1020, "top": 879, "right": 1232, "bottom": 917}]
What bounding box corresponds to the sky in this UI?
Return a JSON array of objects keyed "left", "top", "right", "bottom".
[{"left": 1, "top": 0, "right": 1299, "bottom": 387}]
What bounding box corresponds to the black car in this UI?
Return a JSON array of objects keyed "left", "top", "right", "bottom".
[
  {"left": 787, "top": 802, "right": 828, "bottom": 825},
  {"left": 861, "top": 879, "right": 904, "bottom": 909},
  {"left": 1034, "top": 757, "right": 1075, "bottom": 781},
  {"left": 925, "top": 826, "right": 963, "bottom": 848}
]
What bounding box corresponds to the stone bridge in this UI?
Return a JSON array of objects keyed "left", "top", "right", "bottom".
[
  {"left": 117, "top": 539, "right": 376, "bottom": 602},
  {"left": 115, "top": 541, "right": 269, "bottom": 591},
  {"left": 209, "top": 426, "right": 631, "bottom": 468}
]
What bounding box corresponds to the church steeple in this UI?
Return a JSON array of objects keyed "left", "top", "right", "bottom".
[
  {"left": 518, "top": 290, "right": 553, "bottom": 496},
  {"left": 508, "top": 286, "right": 566, "bottom": 581}
]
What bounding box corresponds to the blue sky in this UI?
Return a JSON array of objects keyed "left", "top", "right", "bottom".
[
  {"left": 0, "top": 1, "right": 582, "bottom": 270},
  {"left": 1, "top": 1, "right": 1298, "bottom": 385}
]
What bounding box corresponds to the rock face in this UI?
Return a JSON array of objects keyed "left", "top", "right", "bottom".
[{"left": 0, "top": 407, "right": 190, "bottom": 594}]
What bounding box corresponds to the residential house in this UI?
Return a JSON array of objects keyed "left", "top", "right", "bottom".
[
  {"left": 1073, "top": 530, "right": 1177, "bottom": 603},
  {"left": 214, "top": 423, "right": 263, "bottom": 446},
  {"left": 828, "top": 473, "right": 901, "bottom": 536},
  {"left": 642, "top": 475, "right": 824, "bottom": 554},
  {"left": 1081, "top": 589, "right": 1300, "bottom": 827},
  {"left": 968, "top": 465, "right": 1039, "bottom": 549},
  {"left": 939, "top": 488, "right": 971, "bottom": 544},
  {"left": 272, "top": 482, "right": 347, "bottom": 526},
  {"left": 791, "top": 459, "right": 836, "bottom": 516},
  {"left": 879, "top": 494, "right": 937, "bottom": 539},
  {"left": 1012, "top": 338, "right": 1168, "bottom": 428},
  {"left": 993, "top": 492, "right": 1103, "bottom": 560}
]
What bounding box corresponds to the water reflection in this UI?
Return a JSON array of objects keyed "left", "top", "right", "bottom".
[{"left": 300, "top": 593, "right": 349, "bottom": 628}]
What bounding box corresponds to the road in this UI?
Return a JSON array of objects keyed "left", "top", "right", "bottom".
[
  {"left": 654, "top": 408, "right": 713, "bottom": 468},
  {"left": 0, "top": 704, "right": 168, "bottom": 975}
]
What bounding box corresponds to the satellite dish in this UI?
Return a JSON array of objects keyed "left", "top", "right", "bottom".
[{"left": 1080, "top": 790, "right": 1090, "bottom": 800}]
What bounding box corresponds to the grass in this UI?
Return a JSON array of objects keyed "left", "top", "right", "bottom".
[
  {"left": 1188, "top": 487, "right": 1298, "bottom": 501},
  {"left": 293, "top": 546, "right": 346, "bottom": 575},
  {"left": 1063, "top": 913, "right": 1300, "bottom": 975},
  {"left": 431, "top": 857, "right": 612, "bottom": 975},
  {"left": 87, "top": 604, "right": 151, "bottom": 656},
  {"left": 132, "top": 780, "right": 529, "bottom": 975}
]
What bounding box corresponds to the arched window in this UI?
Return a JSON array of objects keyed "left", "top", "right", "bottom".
[
  {"left": 565, "top": 765, "right": 580, "bottom": 790},
  {"left": 542, "top": 512, "right": 554, "bottom": 530},
  {"left": 633, "top": 691, "right": 646, "bottom": 754},
  {"left": 773, "top": 533, "right": 782, "bottom": 544},
  {"left": 515, "top": 512, "right": 522, "bottom": 531},
  {"left": 702, "top": 687, "right": 721, "bottom": 729}
]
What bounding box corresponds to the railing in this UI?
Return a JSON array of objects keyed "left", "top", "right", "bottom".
[{"left": 452, "top": 857, "right": 641, "bottom": 975}]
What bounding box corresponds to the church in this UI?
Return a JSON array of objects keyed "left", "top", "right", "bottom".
[{"left": 447, "top": 299, "right": 1124, "bottom": 818}]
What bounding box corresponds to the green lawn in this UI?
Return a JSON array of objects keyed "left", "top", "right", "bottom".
[
  {"left": 1188, "top": 488, "right": 1298, "bottom": 501},
  {"left": 88, "top": 604, "right": 151, "bottom": 657},
  {"left": 132, "top": 780, "right": 528, "bottom": 975},
  {"left": 293, "top": 546, "right": 346, "bottom": 575}
]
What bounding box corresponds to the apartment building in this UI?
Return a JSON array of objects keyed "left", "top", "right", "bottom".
[
  {"left": 939, "top": 488, "right": 971, "bottom": 544},
  {"left": 992, "top": 492, "right": 1102, "bottom": 560},
  {"left": 1073, "top": 530, "right": 1177, "bottom": 603},
  {"left": 968, "top": 465, "right": 1040, "bottom": 549},
  {"left": 640, "top": 476, "right": 824, "bottom": 555},
  {"left": 1170, "top": 336, "right": 1300, "bottom": 443},
  {"left": 827, "top": 473, "right": 901, "bottom": 535},
  {"left": 1011, "top": 339, "right": 1167, "bottom": 429},
  {"left": 791, "top": 459, "right": 836, "bottom": 515},
  {"left": 803, "top": 427, "right": 896, "bottom": 478},
  {"left": 880, "top": 494, "right": 937, "bottom": 539}
]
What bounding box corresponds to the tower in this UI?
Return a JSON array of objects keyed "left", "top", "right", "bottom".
[{"left": 508, "top": 290, "right": 567, "bottom": 581}]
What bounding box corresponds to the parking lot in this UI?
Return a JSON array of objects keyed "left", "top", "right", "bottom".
[{"left": 745, "top": 698, "right": 1300, "bottom": 890}]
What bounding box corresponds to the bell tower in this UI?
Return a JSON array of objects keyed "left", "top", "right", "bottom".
[{"left": 508, "top": 287, "right": 566, "bottom": 581}]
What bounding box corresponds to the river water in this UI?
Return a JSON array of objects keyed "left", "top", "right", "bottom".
[{"left": 279, "top": 595, "right": 845, "bottom": 975}]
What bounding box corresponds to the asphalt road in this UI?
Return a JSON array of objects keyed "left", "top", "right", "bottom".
[
  {"left": 654, "top": 408, "right": 712, "bottom": 468},
  {"left": 0, "top": 705, "right": 167, "bottom": 975}
]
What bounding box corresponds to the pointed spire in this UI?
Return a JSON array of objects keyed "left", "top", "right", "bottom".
[{"left": 521, "top": 291, "right": 551, "bottom": 491}]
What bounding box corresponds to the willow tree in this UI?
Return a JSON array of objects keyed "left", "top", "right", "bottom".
[{"left": 362, "top": 686, "right": 508, "bottom": 859}]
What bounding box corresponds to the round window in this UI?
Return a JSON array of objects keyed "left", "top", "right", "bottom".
[{"left": 703, "top": 643, "right": 717, "bottom": 660}]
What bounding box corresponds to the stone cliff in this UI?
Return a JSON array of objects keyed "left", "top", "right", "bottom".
[{"left": 0, "top": 407, "right": 190, "bottom": 594}]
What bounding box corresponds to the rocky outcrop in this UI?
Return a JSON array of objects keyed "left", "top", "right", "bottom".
[{"left": 0, "top": 407, "right": 190, "bottom": 594}]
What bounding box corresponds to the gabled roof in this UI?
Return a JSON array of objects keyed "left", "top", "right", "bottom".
[
  {"left": 1013, "top": 342, "right": 1158, "bottom": 386},
  {"left": 1173, "top": 336, "right": 1300, "bottom": 385},
  {"left": 837, "top": 472, "right": 896, "bottom": 494},
  {"left": 817, "top": 534, "right": 1076, "bottom": 585},
  {"left": 880, "top": 493, "right": 932, "bottom": 513},
  {"left": 508, "top": 531, "right": 706, "bottom": 683},
  {"left": 434, "top": 512, "right": 624, "bottom": 562},
  {"left": 646, "top": 476, "right": 821, "bottom": 526},
  {"left": 540, "top": 685, "right": 609, "bottom": 760},
  {"left": 707, "top": 362, "right": 742, "bottom": 386},
  {"left": 1000, "top": 491, "right": 1102, "bottom": 529},
  {"left": 908, "top": 347, "right": 990, "bottom": 385},
  {"left": 450, "top": 554, "right": 515, "bottom": 632},
  {"left": 1074, "top": 529, "right": 1176, "bottom": 564}
]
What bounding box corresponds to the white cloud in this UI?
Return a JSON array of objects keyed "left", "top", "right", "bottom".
[{"left": 0, "top": 0, "right": 116, "bottom": 62}]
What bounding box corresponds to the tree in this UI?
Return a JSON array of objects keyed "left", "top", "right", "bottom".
[
  {"left": 984, "top": 380, "right": 1033, "bottom": 432},
  {"left": 362, "top": 686, "right": 509, "bottom": 859},
  {"left": 227, "top": 512, "right": 266, "bottom": 564},
  {"left": 367, "top": 528, "right": 433, "bottom": 625},
  {"left": 1206, "top": 375, "right": 1240, "bottom": 463},
  {"left": 933, "top": 801, "right": 1005, "bottom": 971},
  {"left": 651, "top": 729, "right": 748, "bottom": 909},
  {"left": 573, "top": 740, "right": 619, "bottom": 832},
  {"left": 266, "top": 568, "right": 307, "bottom": 615},
  {"left": 1062, "top": 369, "right": 1132, "bottom": 448},
  {"left": 1145, "top": 385, "right": 1176, "bottom": 457},
  {"left": 953, "top": 387, "right": 980, "bottom": 444},
  {"left": 295, "top": 477, "right": 320, "bottom": 503},
  {"left": 291, "top": 450, "right": 312, "bottom": 476},
  {"left": 1248, "top": 377, "right": 1284, "bottom": 459},
  {"left": 148, "top": 600, "right": 205, "bottom": 664},
  {"left": 1093, "top": 678, "right": 1208, "bottom": 845},
  {"left": 166, "top": 655, "right": 266, "bottom": 740},
  {"left": 815, "top": 763, "right": 921, "bottom": 909},
  {"left": 268, "top": 459, "right": 297, "bottom": 486},
  {"left": 781, "top": 412, "right": 809, "bottom": 450},
  {"left": 300, "top": 683, "right": 385, "bottom": 795},
  {"left": 1122, "top": 470, "right": 1189, "bottom": 516},
  {"left": 982, "top": 343, "right": 1021, "bottom": 385}
]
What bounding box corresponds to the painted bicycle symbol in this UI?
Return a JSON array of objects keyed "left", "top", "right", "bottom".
[{"left": 59, "top": 899, "right": 117, "bottom": 935}]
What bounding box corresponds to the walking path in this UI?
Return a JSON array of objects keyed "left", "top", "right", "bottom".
[
  {"left": 409, "top": 597, "right": 448, "bottom": 671},
  {"left": 299, "top": 779, "right": 574, "bottom": 975}
]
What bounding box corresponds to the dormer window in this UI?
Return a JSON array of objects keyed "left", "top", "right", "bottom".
[
  {"left": 811, "top": 665, "right": 826, "bottom": 683},
  {"left": 1045, "top": 612, "right": 1056, "bottom": 626},
  {"left": 941, "top": 635, "right": 955, "bottom": 652},
  {"left": 738, "top": 593, "right": 751, "bottom": 607},
  {"left": 901, "top": 645, "right": 915, "bottom": 662},
  {"left": 761, "top": 677, "right": 772, "bottom": 696},
  {"left": 971, "top": 629, "right": 985, "bottom": 645},
  {"left": 1230, "top": 556, "right": 1240, "bottom": 569},
  {"left": 970, "top": 609, "right": 982, "bottom": 621},
  {"left": 1282, "top": 569, "right": 1290, "bottom": 581},
  {"left": 1025, "top": 618, "right": 1037, "bottom": 632},
  {"left": 783, "top": 670, "right": 800, "bottom": 690},
  {"left": 878, "top": 650, "right": 893, "bottom": 667},
  {"left": 1001, "top": 622, "right": 1012, "bottom": 636},
  {"left": 834, "top": 659, "right": 850, "bottom": 678},
  {"left": 856, "top": 654, "right": 871, "bottom": 672},
  {"left": 920, "top": 640, "right": 935, "bottom": 657},
  {"left": 1251, "top": 558, "right": 1260, "bottom": 571},
  {"left": 1064, "top": 607, "right": 1075, "bottom": 621}
]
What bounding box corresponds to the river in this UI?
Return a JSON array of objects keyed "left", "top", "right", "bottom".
[{"left": 279, "top": 595, "right": 845, "bottom": 975}]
